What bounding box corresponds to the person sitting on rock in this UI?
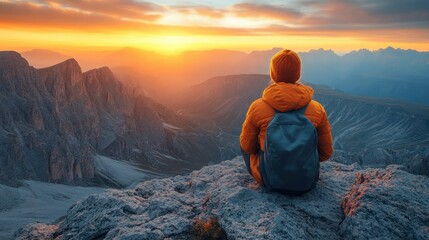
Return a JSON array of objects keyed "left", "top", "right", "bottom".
[{"left": 240, "top": 49, "right": 333, "bottom": 194}]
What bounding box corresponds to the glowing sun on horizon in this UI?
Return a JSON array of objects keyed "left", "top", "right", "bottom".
[{"left": 152, "top": 35, "right": 197, "bottom": 55}]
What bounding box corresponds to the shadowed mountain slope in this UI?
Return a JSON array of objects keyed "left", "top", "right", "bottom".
[
  {"left": 178, "top": 74, "right": 429, "bottom": 170},
  {"left": 0, "top": 51, "right": 221, "bottom": 186}
]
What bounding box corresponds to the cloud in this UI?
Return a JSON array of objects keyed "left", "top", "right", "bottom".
[
  {"left": 173, "top": 5, "right": 225, "bottom": 19},
  {"left": 43, "top": 0, "right": 164, "bottom": 20},
  {"left": 0, "top": 1, "right": 260, "bottom": 36},
  {"left": 231, "top": 3, "right": 302, "bottom": 21},
  {"left": 0, "top": 0, "right": 428, "bottom": 40},
  {"left": 298, "top": 0, "right": 429, "bottom": 27},
  {"left": 0, "top": 1, "right": 154, "bottom": 31}
]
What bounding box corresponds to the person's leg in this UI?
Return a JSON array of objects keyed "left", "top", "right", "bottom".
[{"left": 241, "top": 148, "right": 252, "bottom": 175}]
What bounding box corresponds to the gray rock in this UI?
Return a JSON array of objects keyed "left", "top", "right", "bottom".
[
  {"left": 332, "top": 146, "right": 429, "bottom": 176},
  {"left": 340, "top": 165, "right": 429, "bottom": 240},
  {"left": 16, "top": 157, "right": 429, "bottom": 239},
  {"left": 0, "top": 51, "right": 223, "bottom": 186}
]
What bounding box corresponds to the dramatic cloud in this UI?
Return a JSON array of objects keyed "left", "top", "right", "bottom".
[
  {"left": 173, "top": 5, "right": 225, "bottom": 19},
  {"left": 1, "top": 0, "right": 428, "bottom": 52},
  {"left": 231, "top": 3, "right": 302, "bottom": 21},
  {"left": 0, "top": 1, "right": 249, "bottom": 34},
  {"left": 299, "top": 0, "right": 429, "bottom": 27},
  {"left": 0, "top": 1, "right": 156, "bottom": 31},
  {"left": 2, "top": 0, "right": 428, "bottom": 33},
  {"left": 38, "top": 0, "right": 163, "bottom": 20}
]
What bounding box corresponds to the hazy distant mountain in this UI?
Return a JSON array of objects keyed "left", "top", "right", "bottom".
[
  {"left": 177, "top": 74, "right": 270, "bottom": 135},
  {"left": 0, "top": 51, "right": 221, "bottom": 186},
  {"left": 106, "top": 48, "right": 250, "bottom": 102},
  {"left": 21, "top": 49, "right": 71, "bottom": 68},
  {"left": 178, "top": 74, "right": 429, "bottom": 160},
  {"left": 300, "top": 47, "right": 429, "bottom": 104},
  {"left": 21, "top": 47, "right": 429, "bottom": 104},
  {"left": 21, "top": 47, "right": 275, "bottom": 103}
]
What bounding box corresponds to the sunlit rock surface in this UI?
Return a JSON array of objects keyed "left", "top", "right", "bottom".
[{"left": 17, "top": 157, "right": 429, "bottom": 240}]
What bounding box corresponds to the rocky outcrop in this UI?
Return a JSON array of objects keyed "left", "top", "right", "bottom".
[
  {"left": 16, "top": 157, "right": 429, "bottom": 239},
  {"left": 0, "top": 51, "right": 88, "bottom": 183},
  {"left": 340, "top": 165, "right": 429, "bottom": 239},
  {"left": 332, "top": 146, "right": 429, "bottom": 176}
]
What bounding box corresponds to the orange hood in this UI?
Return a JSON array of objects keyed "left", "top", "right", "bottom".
[{"left": 262, "top": 82, "right": 314, "bottom": 112}]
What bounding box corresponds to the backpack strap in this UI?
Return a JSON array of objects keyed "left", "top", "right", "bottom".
[
  {"left": 295, "top": 103, "right": 309, "bottom": 115},
  {"left": 262, "top": 99, "right": 309, "bottom": 114}
]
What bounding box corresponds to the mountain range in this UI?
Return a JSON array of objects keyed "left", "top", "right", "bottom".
[
  {"left": 0, "top": 51, "right": 221, "bottom": 187},
  {"left": 300, "top": 47, "right": 429, "bottom": 104},
  {"left": 1, "top": 49, "right": 429, "bottom": 239},
  {"left": 178, "top": 74, "right": 429, "bottom": 174},
  {"left": 21, "top": 49, "right": 71, "bottom": 68},
  {"left": 21, "top": 47, "right": 429, "bottom": 104},
  {"left": 2, "top": 51, "right": 428, "bottom": 186}
]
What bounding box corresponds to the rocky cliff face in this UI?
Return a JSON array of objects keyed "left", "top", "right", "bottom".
[
  {"left": 0, "top": 52, "right": 92, "bottom": 184},
  {"left": 16, "top": 157, "right": 429, "bottom": 240},
  {"left": 0, "top": 52, "right": 221, "bottom": 186}
]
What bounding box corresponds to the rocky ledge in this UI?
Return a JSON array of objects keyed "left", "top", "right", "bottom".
[{"left": 16, "top": 157, "right": 429, "bottom": 240}]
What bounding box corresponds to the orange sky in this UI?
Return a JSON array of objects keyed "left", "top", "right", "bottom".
[{"left": 1, "top": 0, "right": 429, "bottom": 54}]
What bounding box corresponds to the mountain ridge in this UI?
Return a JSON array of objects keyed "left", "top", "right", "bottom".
[
  {"left": 19, "top": 47, "right": 429, "bottom": 104},
  {"left": 178, "top": 74, "right": 429, "bottom": 169},
  {"left": 0, "top": 51, "right": 222, "bottom": 186}
]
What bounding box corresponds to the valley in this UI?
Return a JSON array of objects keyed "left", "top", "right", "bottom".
[
  {"left": 1, "top": 51, "right": 428, "bottom": 239},
  {"left": 178, "top": 74, "right": 429, "bottom": 172},
  {"left": 0, "top": 51, "right": 222, "bottom": 187}
]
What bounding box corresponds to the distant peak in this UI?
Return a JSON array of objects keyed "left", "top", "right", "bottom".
[
  {"left": 302, "top": 48, "right": 338, "bottom": 56},
  {"left": 378, "top": 46, "right": 397, "bottom": 52},
  {"left": 357, "top": 48, "right": 370, "bottom": 52},
  {"left": 248, "top": 48, "right": 283, "bottom": 55},
  {"left": 21, "top": 49, "right": 70, "bottom": 58},
  {"left": 23, "top": 49, "right": 59, "bottom": 54},
  {"left": 345, "top": 48, "right": 371, "bottom": 56}
]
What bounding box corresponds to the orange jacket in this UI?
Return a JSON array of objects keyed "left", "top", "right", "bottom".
[{"left": 240, "top": 82, "right": 333, "bottom": 184}]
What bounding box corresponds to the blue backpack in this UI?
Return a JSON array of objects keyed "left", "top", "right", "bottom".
[{"left": 259, "top": 103, "right": 319, "bottom": 194}]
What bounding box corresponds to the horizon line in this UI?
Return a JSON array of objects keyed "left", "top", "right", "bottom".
[{"left": 11, "top": 45, "right": 428, "bottom": 57}]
